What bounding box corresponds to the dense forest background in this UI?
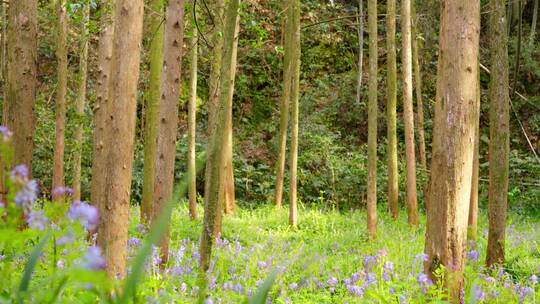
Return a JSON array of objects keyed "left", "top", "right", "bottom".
[{"left": 21, "top": 0, "right": 539, "bottom": 212}]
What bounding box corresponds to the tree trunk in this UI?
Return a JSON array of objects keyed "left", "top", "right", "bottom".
[
  {"left": 152, "top": 0, "right": 186, "bottom": 265},
  {"left": 531, "top": 0, "right": 538, "bottom": 43},
  {"left": 356, "top": 0, "right": 363, "bottom": 106},
  {"left": 92, "top": 0, "right": 114, "bottom": 241},
  {"left": 4, "top": 0, "right": 37, "bottom": 171},
  {"left": 386, "top": 0, "right": 398, "bottom": 219},
  {"left": 188, "top": 16, "right": 198, "bottom": 220},
  {"left": 200, "top": 0, "right": 240, "bottom": 271},
  {"left": 401, "top": 0, "right": 418, "bottom": 227},
  {"left": 274, "top": 0, "right": 293, "bottom": 209},
  {"left": 52, "top": 0, "right": 68, "bottom": 200},
  {"left": 411, "top": 1, "right": 427, "bottom": 172},
  {"left": 222, "top": 16, "right": 240, "bottom": 215},
  {"left": 487, "top": 0, "right": 510, "bottom": 267},
  {"left": 141, "top": 0, "right": 165, "bottom": 224},
  {"left": 367, "top": 0, "right": 377, "bottom": 238},
  {"left": 424, "top": 0, "right": 480, "bottom": 301},
  {"left": 72, "top": 1, "right": 90, "bottom": 201},
  {"left": 98, "top": 0, "right": 144, "bottom": 277},
  {"left": 288, "top": 0, "right": 300, "bottom": 227},
  {"left": 468, "top": 70, "right": 481, "bottom": 242}
]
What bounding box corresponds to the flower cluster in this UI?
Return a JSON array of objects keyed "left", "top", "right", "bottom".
[{"left": 67, "top": 201, "right": 99, "bottom": 230}]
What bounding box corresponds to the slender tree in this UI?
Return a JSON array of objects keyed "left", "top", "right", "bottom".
[
  {"left": 141, "top": 0, "right": 165, "bottom": 224},
  {"left": 188, "top": 14, "right": 199, "bottom": 220},
  {"left": 72, "top": 0, "right": 90, "bottom": 201},
  {"left": 4, "top": 0, "right": 37, "bottom": 170},
  {"left": 92, "top": 0, "right": 114, "bottom": 240},
  {"left": 52, "top": 0, "right": 68, "bottom": 199},
  {"left": 98, "top": 0, "right": 144, "bottom": 277},
  {"left": 424, "top": 0, "right": 480, "bottom": 300},
  {"left": 401, "top": 0, "right": 419, "bottom": 226},
  {"left": 411, "top": 1, "right": 427, "bottom": 172},
  {"left": 152, "top": 0, "right": 186, "bottom": 265},
  {"left": 386, "top": 0, "right": 398, "bottom": 219},
  {"left": 200, "top": 0, "right": 240, "bottom": 271},
  {"left": 487, "top": 0, "right": 510, "bottom": 267},
  {"left": 367, "top": 0, "right": 377, "bottom": 238},
  {"left": 356, "top": 0, "right": 363, "bottom": 105},
  {"left": 274, "top": 0, "right": 293, "bottom": 209},
  {"left": 288, "top": 0, "right": 301, "bottom": 227},
  {"left": 531, "top": 0, "right": 538, "bottom": 44}
]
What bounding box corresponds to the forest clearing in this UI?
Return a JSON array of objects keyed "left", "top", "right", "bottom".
[{"left": 1, "top": 0, "right": 540, "bottom": 303}]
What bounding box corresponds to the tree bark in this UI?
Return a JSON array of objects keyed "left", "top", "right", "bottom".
[
  {"left": 356, "top": 0, "right": 363, "bottom": 106},
  {"left": 92, "top": 0, "right": 114, "bottom": 241},
  {"left": 401, "top": 0, "right": 418, "bottom": 227},
  {"left": 152, "top": 0, "right": 186, "bottom": 265},
  {"left": 386, "top": 0, "right": 398, "bottom": 220},
  {"left": 4, "top": 0, "right": 37, "bottom": 171},
  {"left": 72, "top": 1, "right": 90, "bottom": 201},
  {"left": 188, "top": 16, "right": 198, "bottom": 220},
  {"left": 288, "top": 0, "right": 300, "bottom": 227},
  {"left": 200, "top": 0, "right": 240, "bottom": 271},
  {"left": 367, "top": 0, "right": 377, "bottom": 238},
  {"left": 141, "top": 0, "right": 165, "bottom": 224},
  {"left": 531, "top": 0, "right": 538, "bottom": 43},
  {"left": 411, "top": 1, "right": 427, "bottom": 172},
  {"left": 468, "top": 70, "right": 481, "bottom": 242},
  {"left": 424, "top": 0, "right": 480, "bottom": 301},
  {"left": 274, "top": 0, "right": 293, "bottom": 209},
  {"left": 98, "top": 0, "right": 144, "bottom": 277},
  {"left": 52, "top": 0, "right": 68, "bottom": 199},
  {"left": 487, "top": 0, "right": 510, "bottom": 267}
]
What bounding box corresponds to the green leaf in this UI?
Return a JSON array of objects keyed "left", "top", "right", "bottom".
[
  {"left": 245, "top": 269, "right": 278, "bottom": 304},
  {"left": 18, "top": 232, "right": 51, "bottom": 302}
]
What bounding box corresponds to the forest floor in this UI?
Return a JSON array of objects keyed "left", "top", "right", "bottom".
[{"left": 128, "top": 204, "right": 540, "bottom": 303}]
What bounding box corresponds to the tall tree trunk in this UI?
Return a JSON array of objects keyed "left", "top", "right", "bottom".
[
  {"left": 288, "top": 0, "right": 300, "bottom": 227},
  {"left": 468, "top": 70, "right": 481, "bottom": 242},
  {"left": 487, "top": 0, "right": 510, "bottom": 267},
  {"left": 411, "top": 1, "right": 427, "bottom": 172},
  {"left": 356, "top": 0, "right": 363, "bottom": 105},
  {"left": 52, "top": 0, "right": 68, "bottom": 199},
  {"left": 188, "top": 16, "right": 198, "bottom": 220},
  {"left": 401, "top": 0, "right": 418, "bottom": 226},
  {"left": 92, "top": 0, "right": 114, "bottom": 241},
  {"left": 424, "top": 0, "right": 480, "bottom": 301},
  {"left": 386, "top": 0, "right": 398, "bottom": 219},
  {"left": 367, "top": 0, "right": 377, "bottom": 238},
  {"left": 72, "top": 1, "right": 90, "bottom": 201},
  {"left": 141, "top": 0, "right": 165, "bottom": 224},
  {"left": 152, "top": 0, "right": 186, "bottom": 265},
  {"left": 222, "top": 16, "right": 240, "bottom": 215},
  {"left": 98, "top": 0, "right": 144, "bottom": 277},
  {"left": 4, "top": 0, "right": 37, "bottom": 171},
  {"left": 274, "top": 1, "right": 293, "bottom": 209},
  {"left": 531, "top": 0, "right": 538, "bottom": 43},
  {"left": 200, "top": 0, "right": 240, "bottom": 271}
]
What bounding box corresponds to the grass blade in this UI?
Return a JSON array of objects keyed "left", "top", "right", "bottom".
[
  {"left": 246, "top": 269, "right": 278, "bottom": 304},
  {"left": 18, "top": 232, "right": 50, "bottom": 301}
]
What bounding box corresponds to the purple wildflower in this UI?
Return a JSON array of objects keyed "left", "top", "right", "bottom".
[
  {"left": 518, "top": 286, "right": 534, "bottom": 302},
  {"left": 67, "top": 201, "right": 98, "bottom": 230},
  {"left": 289, "top": 282, "right": 298, "bottom": 290},
  {"left": 232, "top": 283, "right": 243, "bottom": 293},
  {"left": 180, "top": 282, "right": 187, "bottom": 292},
  {"left": 57, "top": 259, "right": 66, "bottom": 269},
  {"left": 383, "top": 261, "right": 394, "bottom": 281},
  {"left": 366, "top": 272, "right": 377, "bottom": 285},
  {"left": 474, "top": 285, "right": 486, "bottom": 301},
  {"left": 347, "top": 285, "right": 364, "bottom": 297},
  {"left": 399, "top": 295, "right": 407, "bottom": 303},
  {"left": 128, "top": 237, "right": 141, "bottom": 247},
  {"left": 82, "top": 246, "right": 106, "bottom": 269},
  {"left": 530, "top": 274, "right": 538, "bottom": 285},
  {"left": 467, "top": 250, "right": 479, "bottom": 262},
  {"left": 364, "top": 254, "right": 377, "bottom": 270},
  {"left": 27, "top": 210, "right": 48, "bottom": 230},
  {"left": 0, "top": 126, "right": 13, "bottom": 141},
  {"left": 52, "top": 186, "right": 73, "bottom": 197},
  {"left": 11, "top": 164, "right": 29, "bottom": 179},
  {"left": 56, "top": 232, "right": 75, "bottom": 245},
  {"left": 484, "top": 276, "right": 496, "bottom": 283},
  {"left": 14, "top": 180, "right": 38, "bottom": 211},
  {"left": 414, "top": 253, "right": 429, "bottom": 263},
  {"left": 416, "top": 273, "right": 429, "bottom": 284},
  {"left": 327, "top": 276, "right": 339, "bottom": 286}
]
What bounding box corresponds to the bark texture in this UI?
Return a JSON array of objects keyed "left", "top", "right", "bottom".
[
  {"left": 141, "top": 0, "right": 165, "bottom": 224},
  {"left": 72, "top": 1, "right": 90, "bottom": 201},
  {"left": 356, "top": 0, "right": 363, "bottom": 108},
  {"left": 468, "top": 70, "right": 481, "bottom": 242},
  {"left": 52, "top": 0, "right": 68, "bottom": 199},
  {"left": 4, "top": 0, "right": 37, "bottom": 171},
  {"left": 386, "top": 0, "right": 398, "bottom": 220},
  {"left": 98, "top": 0, "right": 144, "bottom": 277},
  {"left": 200, "top": 0, "right": 240, "bottom": 271},
  {"left": 274, "top": 0, "right": 293, "bottom": 208},
  {"left": 92, "top": 0, "right": 114, "bottom": 241},
  {"left": 188, "top": 19, "right": 198, "bottom": 220},
  {"left": 487, "top": 0, "right": 510, "bottom": 267},
  {"left": 401, "top": 0, "right": 418, "bottom": 226},
  {"left": 152, "top": 0, "right": 186, "bottom": 265},
  {"left": 367, "top": 0, "right": 377, "bottom": 238},
  {"left": 424, "top": 0, "right": 480, "bottom": 301},
  {"left": 288, "top": 0, "right": 301, "bottom": 227}
]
